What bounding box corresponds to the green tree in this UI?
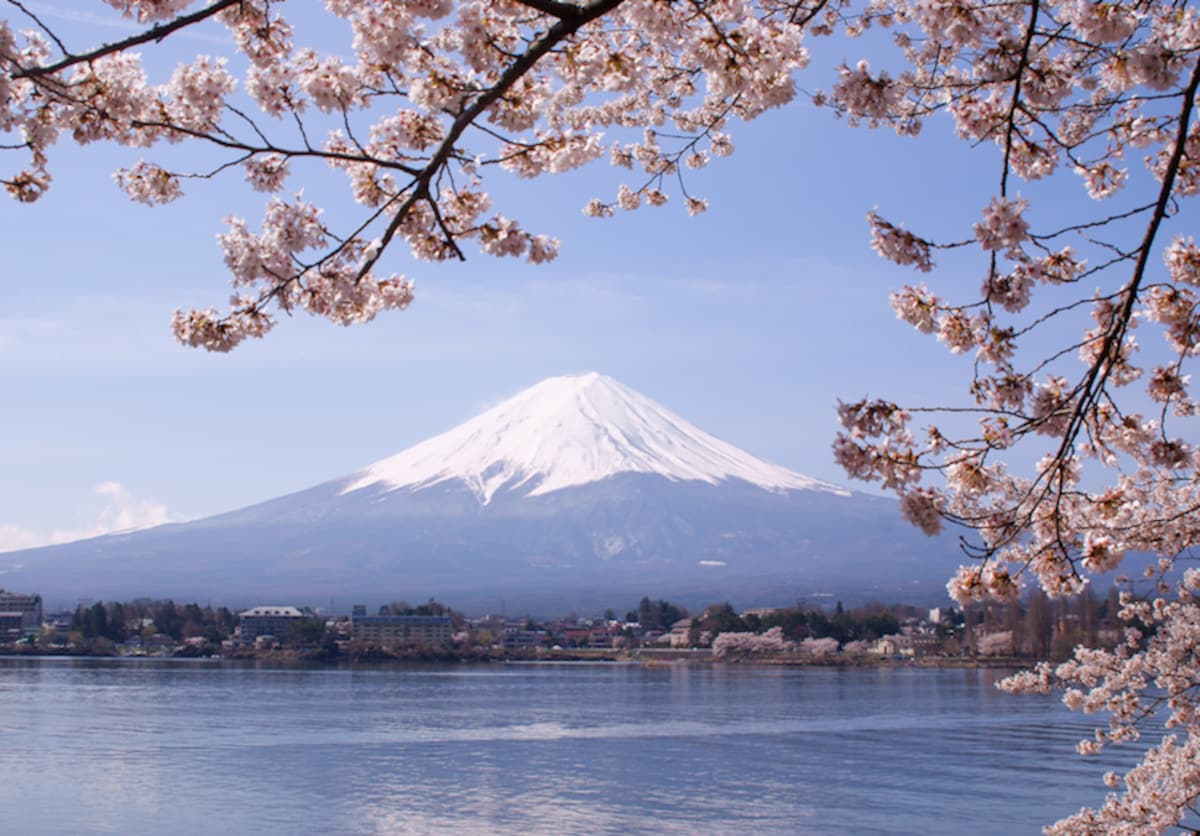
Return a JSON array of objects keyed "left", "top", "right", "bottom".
[
  {"left": 634, "top": 597, "right": 687, "bottom": 632},
  {"left": 154, "top": 601, "right": 183, "bottom": 641},
  {"left": 862, "top": 613, "right": 900, "bottom": 640},
  {"left": 106, "top": 602, "right": 128, "bottom": 641},
  {"left": 699, "top": 603, "right": 745, "bottom": 636},
  {"left": 74, "top": 602, "right": 112, "bottom": 641},
  {"left": 289, "top": 618, "right": 328, "bottom": 646},
  {"left": 806, "top": 611, "right": 832, "bottom": 640}
]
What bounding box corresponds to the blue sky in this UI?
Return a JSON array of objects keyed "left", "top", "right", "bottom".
[{"left": 1, "top": 4, "right": 1016, "bottom": 550}]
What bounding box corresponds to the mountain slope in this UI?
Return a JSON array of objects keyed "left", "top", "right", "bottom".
[
  {"left": 0, "top": 374, "right": 962, "bottom": 611},
  {"left": 340, "top": 372, "right": 847, "bottom": 503}
]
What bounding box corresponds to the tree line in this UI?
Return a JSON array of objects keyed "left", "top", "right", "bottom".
[
  {"left": 633, "top": 591, "right": 1129, "bottom": 661},
  {"left": 71, "top": 600, "right": 236, "bottom": 644}
]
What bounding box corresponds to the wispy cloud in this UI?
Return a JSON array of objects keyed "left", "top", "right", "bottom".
[
  {"left": 0, "top": 481, "right": 175, "bottom": 554},
  {"left": 0, "top": 291, "right": 207, "bottom": 373},
  {"left": 14, "top": 2, "right": 231, "bottom": 45}
]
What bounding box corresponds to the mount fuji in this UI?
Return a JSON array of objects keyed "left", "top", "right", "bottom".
[
  {"left": 2, "top": 374, "right": 964, "bottom": 612},
  {"left": 341, "top": 372, "right": 847, "bottom": 503}
]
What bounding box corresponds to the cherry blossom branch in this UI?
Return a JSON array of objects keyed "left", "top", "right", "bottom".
[
  {"left": 128, "top": 118, "right": 424, "bottom": 175},
  {"left": 1045, "top": 59, "right": 1200, "bottom": 474},
  {"left": 10, "top": 0, "right": 243, "bottom": 80},
  {"left": 4, "top": 0, "right": 67, "bottom": 55},
  {"left": 1000, "top": 0, "right": 1041, "bottom": 199},
  {"left": 352, "top": 0, "right": 627, "bottom": 283}
]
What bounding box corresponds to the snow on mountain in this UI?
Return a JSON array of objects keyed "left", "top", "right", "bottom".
[
  {"left": 0, "top": 372, "right": 969, "bottom": 610},
  {"left": 340, "top": 372, "right": 849, "bottom": 504}
]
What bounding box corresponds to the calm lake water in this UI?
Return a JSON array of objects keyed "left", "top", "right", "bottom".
[{"left": 0, "top": 658, "right": 1127, "bottom": 834}]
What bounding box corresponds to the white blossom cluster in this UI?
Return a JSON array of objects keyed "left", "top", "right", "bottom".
[
  {"left": 825, "top": 0, "right": 1200, "bottom": 828},
  {"left": 0, "top": 0, "right": 810, "bottom": 347},
  {"left": 999, "top": 571, "right": 1200, "bottom": 834},
  {"left": 798, "top": 636, "right": 839, "bottom": 657},
  {"left": 711, "top": 625, "right": 795, "bottom": 658}
]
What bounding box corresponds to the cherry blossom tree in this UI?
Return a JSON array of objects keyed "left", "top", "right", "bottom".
[
  {"left": 1, "top": 0, "right": 806, "bottom": 349},
  {"left": 4, "top": 0, "right": 1200, "bottom": 831},
  {"left": 820, "top": 1, "right": 1200, "bottom": 831},
  {"left": 711, "top": 624, "right": 794, "bottom": 657},
  {"left": 798, "top": 635, "right": 839, "bottom": 657}
]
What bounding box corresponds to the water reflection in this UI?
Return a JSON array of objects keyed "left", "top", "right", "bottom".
[{"left": 0, "top": 659, "right": 1130, "bottom": 835}]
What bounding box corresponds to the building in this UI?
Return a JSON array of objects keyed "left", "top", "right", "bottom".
[
  {"left": 238, "top": 606, "right": 306, "bottom": 641},
  {"left": 870, "top": 634, "right": 916, "bottom": 658},
  {"left": 665, "top": 617, "right": 697, "bottom": 648},
  {"left": 351, "top": 613, "right": 452, "bottom": 647},
  {"left": 0, "top": 612, "right": 25, "bottom": 640},
  {"left": 502, "top": 628, "right": 547, "bottom": 650},
  {"left": 0, "top": 589, "right": 42, "bottom": 630}
]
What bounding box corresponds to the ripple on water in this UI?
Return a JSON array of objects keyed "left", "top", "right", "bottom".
[{"left": 0, "top": 659, "right": 1128, "bottom": 835}]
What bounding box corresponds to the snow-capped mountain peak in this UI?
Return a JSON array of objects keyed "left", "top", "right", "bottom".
[{"left": 340, "top": 373, "right": 849, "bottom": 504}]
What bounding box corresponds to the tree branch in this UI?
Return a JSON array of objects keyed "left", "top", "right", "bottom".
[
  {"left": 354, "top": 0, "right": 628, "bottom": 282},
  {"left": 10, "top": 0, "right": 243, "bottom": 80}
]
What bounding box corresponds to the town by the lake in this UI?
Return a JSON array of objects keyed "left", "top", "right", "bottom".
[{"left": 0, "top": 585, "right": 1121, "bottom": 666}]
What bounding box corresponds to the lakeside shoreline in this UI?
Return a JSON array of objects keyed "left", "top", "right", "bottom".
[{"left": 0, "top": 645, "right": 1039, "bottom": 670}]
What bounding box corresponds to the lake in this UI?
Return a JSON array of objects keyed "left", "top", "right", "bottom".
[{"left": 0, "top": 658, "right": 1125, "bottom": 834}]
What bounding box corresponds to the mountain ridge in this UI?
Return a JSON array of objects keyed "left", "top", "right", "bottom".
[
  {"left": 0, "top": 374, "right": 961, "bottom": 611},
  {"left": 339, "top": 372, "right": 848, "bottom": 504}
]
